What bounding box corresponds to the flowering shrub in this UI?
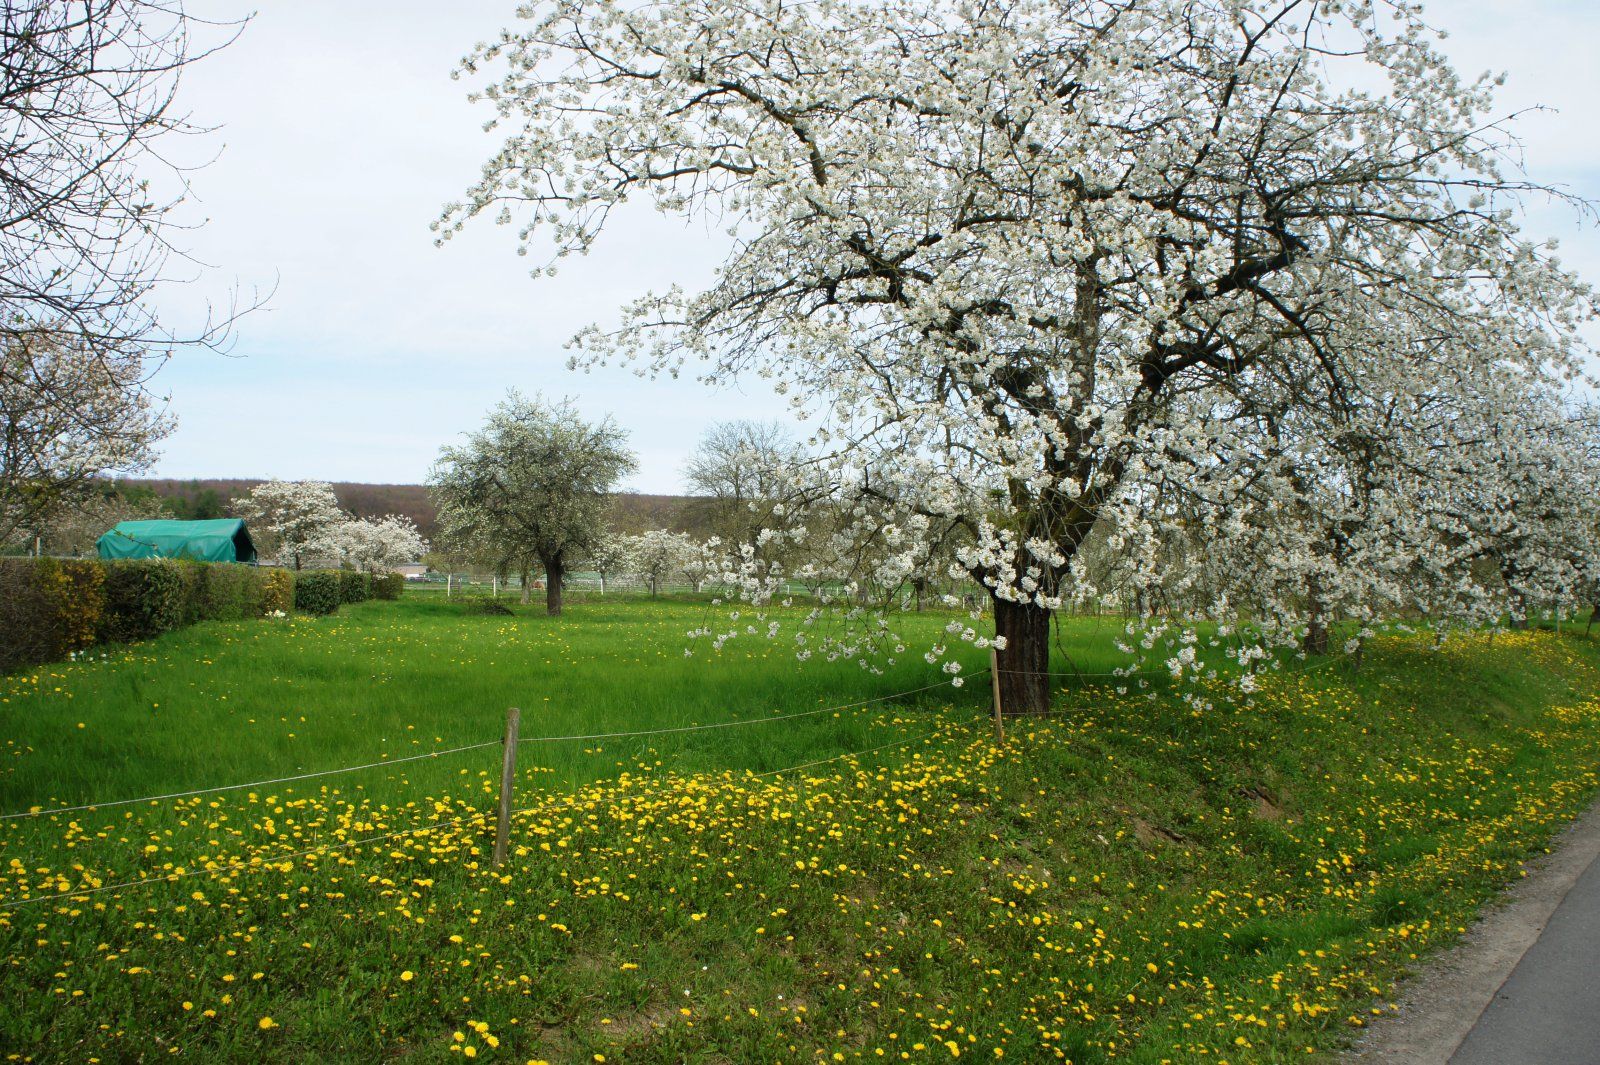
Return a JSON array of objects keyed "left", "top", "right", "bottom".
[{"left": 260, "top": 568, "right": 294, "bottom": 615}]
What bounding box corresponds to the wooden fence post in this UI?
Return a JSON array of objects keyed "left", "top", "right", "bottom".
[
  {"left": 493, "top": 707, "right": 521, "bottom": 867},
  {"left": 990, "top": 648, "right": 1005, "bottom": 743}
]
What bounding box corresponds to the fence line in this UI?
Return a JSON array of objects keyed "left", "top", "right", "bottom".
[
  {"left": 515, "top": 676, "right": 977, "bottom": 747},
  {"left": 2, "top": 651, "right": 1341, "bottom": 825},
  {"left": 0, "top": 740, "right": 503, "bottom": 822},
  {"left": 0, "top": 655, "right": 1340, "bottom": 906},
  {"left": 0, "top": 676, "right": 976, "bottom": 823},
  {"left": 0, "top": 705, "right": 990, "bottom": 909},
  {"left": 2, "top": 655, "right": 1335, "bottom": 824}
]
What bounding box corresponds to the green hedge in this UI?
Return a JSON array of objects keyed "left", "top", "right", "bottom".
[
  {"left": 184, "top": 561, "right": 267, "bottom": 625},
  {"left": 293, "top": 571, "right": 343, "bottom": 616},
  {"left": 372, "top": 572, "right": 405, "bottom": 600},
  {"left": 99, "top": 559, "right": 190, "bottom": 643},
  {"left": 0, "top": 559, "right": 105, "bottom": 672},
  {"left": 0, "top": 558, "right": 344, "bottom": 674},
  {"left": 339, "top": 570, "right": 371, "bottom": 604},
  {"left": 0, "top": 558, "right": 424, "bottom": 673}
]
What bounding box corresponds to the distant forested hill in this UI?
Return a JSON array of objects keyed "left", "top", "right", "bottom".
[{"left": 119, "top": 479, "right": 707, "bottom": 540}]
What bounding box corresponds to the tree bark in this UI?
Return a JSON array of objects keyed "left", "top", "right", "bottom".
[
  {"left": 1508, "top": 593, "right": 1529, "bottom": 631},
  {"left": 1587, "top": 600, "right": 1598, "bottom": 636},
  {"left": 545, "top": 556, "right": 565, "bottom": 616},
  {"left": 519, "top": 565, "right": 531, "bottom": 605},
  {"left": 1302, "top": 574, "right": 1330, "bottom": 656},
  {"left": 993, "top": 595, "right": 1052, "bottom": 716},
  {"left": 1500, "top": 560, "right": 1529, "bottom": 630}
]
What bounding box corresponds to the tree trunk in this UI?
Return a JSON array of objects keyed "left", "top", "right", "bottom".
[
  {"left": 1508, "top": 592, "right": 1529, "bottom": 630},
  {"left": 545, "top": 557, "right": 565, "bottom": 616},
  {"left": 1303, "top": 616, "right": 1330, "bottom": 655},
  {"left": 519, "top": 565, "right": 531, "bottom": 605},
  {"left": 1587, "top": 600, "right": 1598, "bottom": 636},
  {"left": 993, "top": 596, "right": 1052, "bottom": 716},
  {"left": 1302, "top": 574, "right": 1330, "bottom": 656},
  {"left": 912, "top": 576, "right": 928, "bottom": 612},
  {"left": 1500, "top": 560, "right": 1529, "bottom": 630}
]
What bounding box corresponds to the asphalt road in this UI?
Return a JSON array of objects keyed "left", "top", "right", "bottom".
[{"left": 1450, "top": 846, "right": 1600, "bottom": 1065}]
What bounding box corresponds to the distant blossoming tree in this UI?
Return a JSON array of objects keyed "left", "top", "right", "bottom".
[
  {"left": 430, "top": 392, "right": 635, "bottom": 615},
  {"left": 233, "top": 480, "right": 346, "bottom": 570},
  {"left": 621, "top": 529, "right": 697, "bottom": 597},
  {"left": 583, "top": 532, "right": 629, "bottom": 596},
  {"left": 330, "top": 514, "right": 428, "bottom": 574}
]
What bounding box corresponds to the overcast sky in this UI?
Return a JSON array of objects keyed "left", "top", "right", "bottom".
[{"left": 148, "top": 0, "right": 1600, "bottom": 494}]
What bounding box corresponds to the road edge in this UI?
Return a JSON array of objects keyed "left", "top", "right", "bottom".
[{"left": 1344, "top": 796, "right": 1600, "bottom": 1063}]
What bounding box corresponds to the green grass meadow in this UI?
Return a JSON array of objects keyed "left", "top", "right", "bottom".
[
  {"left": 0, "top": 594, "right": 1031, "bottom": 809},
  {"left": 1, "top": 593, "right": 1598, "bottom": 1062}
]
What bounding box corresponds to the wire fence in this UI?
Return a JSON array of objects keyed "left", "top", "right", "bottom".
[
  {"left": 0, "top": 676, "right": 975, "bottom": 824},
  {"left": 990, "top": 654, "right": 1347, "bottom": 681},
  {"left": 0, "top": 680, "right": 987, "bottom": 909},
  {"left": 0, "top": 650, "right": 1347, "bottom": 909},
  {"left": 0, "top": 740, "right": 503, "bottom": 822}
]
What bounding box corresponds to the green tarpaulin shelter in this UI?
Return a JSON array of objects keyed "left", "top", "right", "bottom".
[{"left": 96, "top": 519, "right": 258, "bottom": 564}]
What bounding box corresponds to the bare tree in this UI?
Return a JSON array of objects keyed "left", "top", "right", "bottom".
[
  {"left": 682, "top": 420, "right": 802, "bottom": 556},
  {"left": 0, "top": 1, "right": 245, "bottom": 542}
]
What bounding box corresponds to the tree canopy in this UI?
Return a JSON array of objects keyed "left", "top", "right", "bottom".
[
  {"left": 447, "top": 0, "right": 1600, "bottom": 711},
  {"left": 429, "top": 392, "right": 636, "bottom": 615}
]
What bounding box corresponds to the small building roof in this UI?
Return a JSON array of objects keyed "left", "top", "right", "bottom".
[{"left": 97, "top": 519, "right": 258, "bottom": 564}]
